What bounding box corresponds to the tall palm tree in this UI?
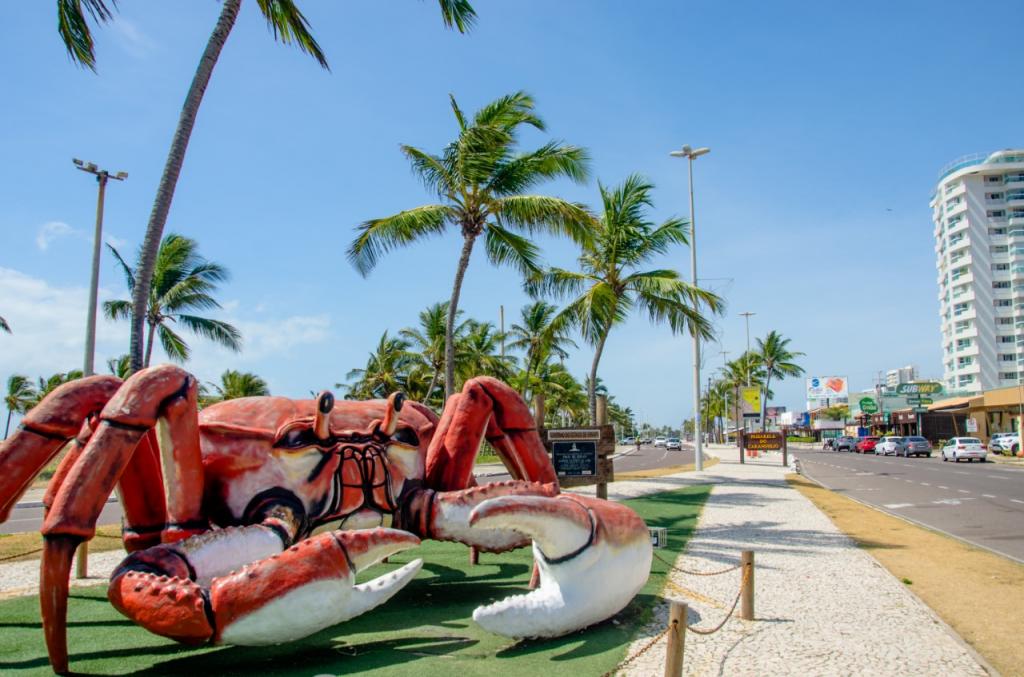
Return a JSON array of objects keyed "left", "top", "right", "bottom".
[
  {"left": 531, "top": 175, "right": 723, "bottom": 423},
  {"left": 5, "top": 376, "right": 37, "bottom": 438},
  {"left": 455, "top": 320, "right": 515, "bottom": 384},
  {"left": 58, "top": 0, "right": 477, "bottom": 373},
  {"left": 755, "top": 330, "right": 805, "bottom": 430},
  {"left": 207, "top": 370, "right": 270, "bottom": 402},
  {"left": 104, "top": 234, "right": 242, "bottom": 367},
  {"left": 348, "top": 91, "right": 592, "bottom": 400},
  {"left": 721, "top": 353, "right": 767, "bottom": 426},
  {"left": 399, "top": 301, "right": 467, "bottom": 405},
  {"left": 507, "top": 300, "right": 576, "bottom": 401},
  {"left": 344, "top": 332, "right": 413, "bottom": 400}
]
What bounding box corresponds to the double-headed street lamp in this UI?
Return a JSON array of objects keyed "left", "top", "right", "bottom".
[
  {"left": 73, "top": 159, "right": 127, "bottom": 377},
  {"left": 670, "top": 144, "right": 710, "bottom": 471}
]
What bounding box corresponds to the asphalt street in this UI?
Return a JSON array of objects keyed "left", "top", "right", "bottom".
[
  {"left": 2, "top": 444, "right": 695, "bottom": 535},
  {"left": 794, "top": 448, "right": 1024, "bottom": 563}
]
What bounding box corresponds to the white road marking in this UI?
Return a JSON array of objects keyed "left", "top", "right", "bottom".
[
  {"left": 982, "top": 494, "right": 997, "bottom": 498},
  {"left": 855, "top": 472, "right": 874, "bottom": 476},
  {"left": 938, "top": 486, "right": 950, "bottom": 490},
  {"left": 1012, "top": 499, "right": 1024, "bottom": 505},
  {"left": 920, "top": 482, "right": 931, "bottom": 486},
  {"left": 933, "top": 499, "right": 962, "bottom": 505},
  {"left": 957, "top": 489, "right": 970, "bottom": 494},
  {"left": 884, "top": 503, "right": 914, "bottom": 509},
  {"left": 987, "top": 475, "right": 1009, "bottom": 480}
]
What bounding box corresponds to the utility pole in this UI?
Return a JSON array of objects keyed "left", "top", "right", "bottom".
[
  {"left": 670, "top": 144, "right": 711, "bottom": 470},
  {"left": 720, "top": 349, "right": 730, "bottom": 444},
  {"left": 499, "top": 304, "right": 505, "bottom": 359},
  {"left": 74, "top": 158, "right": 128, "bottom": 377},
  {"left": 739, "top": 311, "right": 756, "bottom": 433}
]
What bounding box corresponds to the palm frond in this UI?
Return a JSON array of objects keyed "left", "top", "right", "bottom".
[
  {"left": 106, "top": 242, "right": 135, "bottom": 291},
  {"left": 348, "top": 204, "right": 450, "bottom": 276},
  {"left": 158, "top": 323, "right": 190, "bottom": 363},
  {"left": 400, "top": 145, "right": 456, "bottom": 199},
  {"left": 256, "top": 0, "right": 329, "bottom": 69},
  {"left": 175, "top": 315, "right": 243, "bottom": 352},
  {"left": 102, "top": 299, "right": 132, "bottom": 321},
  {"left": 492, "top": 195, "right": 595, "bottom": 245},
  {"left": 483, "top": 223, "right": 542, "bottom": 277},
  {"left": 473, "top": 91, "right": 544, "bottom": 132},
  {"left": 437, "top": 0, "right": 476, "bottom": 33},
  {"left": 488, "top": 142, "right": 590, "bottom": 195},
  {"left": 525, "top": 267, "right": 592, "bottom": 299},
  {"left": 57, "top": 0, "right": 115, "bottom": 70}
]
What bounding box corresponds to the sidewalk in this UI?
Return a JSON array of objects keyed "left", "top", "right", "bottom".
[{"left": 601, "top": 446, "right": 990, "bottom": 676}]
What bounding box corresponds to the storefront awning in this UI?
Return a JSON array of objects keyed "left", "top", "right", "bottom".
[{"left": 927, "top": 396, "right": 978, "bottom": 412}]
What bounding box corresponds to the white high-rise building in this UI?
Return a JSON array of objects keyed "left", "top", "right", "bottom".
[
  {"left": 934, "top": 149, "right": 1024, "bottom": 394},
  {"left": 885, "top": 365, "right": 917, "bottom": 389}
]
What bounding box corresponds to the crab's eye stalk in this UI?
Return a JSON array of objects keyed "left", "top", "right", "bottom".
[
  {"left": 381, "top": 392, "right": 405, "bottom": 437},
  {"left": 392, "top": 426, "right": 419, "bottom": 447},
  {"left": 315, "top": 391, "right": 335, "bottom": 441}
]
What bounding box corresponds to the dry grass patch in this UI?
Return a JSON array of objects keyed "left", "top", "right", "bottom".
[
  {"left": 788, "top": 474, "right": 1024, "bottom": 677},
  {"left": 0, "top": 524, "right": 123, "bottom": 564}
]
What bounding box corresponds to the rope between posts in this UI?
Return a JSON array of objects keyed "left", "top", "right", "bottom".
[
  {"left": 653, "top": 550, "right": 742, "bottom": 576},
  {"left": 600, "top": 624, "right": 671, "bottom": 677},
  {"left": 685, "top": 565, "right": 751, "bottom": 636},
  {"left": 0, "top": 547, "right": 44, "bottom": 563}
]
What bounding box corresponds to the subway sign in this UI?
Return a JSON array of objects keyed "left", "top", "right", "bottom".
[{"left": 895, "top": 382, "right": 943, "bottom": 396}]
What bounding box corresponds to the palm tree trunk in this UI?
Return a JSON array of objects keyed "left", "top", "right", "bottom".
[
  {"left": 761, "top": 373, "right": 772, "bottom": 432},
  {"left": 144, "top": 321, "right": 157, "bottom": 368},
  {"left": 445, "top": 235, "right": 477, "bottom": 400},
  {"left": 4, "top": 409, "right": 11, "bottom": 439},
  {"left": 426, "top": 368, "right": 440, "bottom": 406},
  {"left": 128, "top": 0, "right": 242, "bottom": 372},
  {"left": 588, "top": 330, "right": 609, "bottom": 425}
]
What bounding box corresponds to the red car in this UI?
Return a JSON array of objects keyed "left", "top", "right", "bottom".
[{"left": 855, "top": 436, "right": 880, "bottom": 453}]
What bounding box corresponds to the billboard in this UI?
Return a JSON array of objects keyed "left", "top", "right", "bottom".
[
  {"left": 806, "top": 376, "right": 848, "bottom": 399},
  {"left": 740, "top": 386, "right": 761, "bottom": 419}
]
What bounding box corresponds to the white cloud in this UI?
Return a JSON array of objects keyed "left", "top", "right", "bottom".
[
  {"left": 35, "top": 221, "right": 77, "bottom": 251},
  {"left": 110, "top": 18, "right": 157, "bottom": 58}
]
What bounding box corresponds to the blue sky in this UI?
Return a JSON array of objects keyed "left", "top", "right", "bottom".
[{"left": 2, "top": 1, "right": 1022, "bottom": 427}]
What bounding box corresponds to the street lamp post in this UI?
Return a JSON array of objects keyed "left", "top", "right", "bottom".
[
  {"left": 670, "top": 144, "right": 710, "bottom": 471},
  {"left": 74, "top": 159, "right": 127, "bottom": 377}
]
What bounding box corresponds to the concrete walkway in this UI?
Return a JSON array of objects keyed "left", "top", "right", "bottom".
[{"left": 603, "top": 446, "right": 990, "bottom": 677}]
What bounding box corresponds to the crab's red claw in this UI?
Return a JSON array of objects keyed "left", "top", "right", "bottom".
[
  {"left": 212, "top": 528, "right": 422, "bottom": 646},
  {"left": 40, "top": 536, "right": 78, "bottom": 675},
  {"left": 468, "top": 495, "right": 652, "bottom": 638}
]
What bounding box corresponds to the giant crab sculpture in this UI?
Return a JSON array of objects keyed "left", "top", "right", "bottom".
[{"left": 0, "top": 365, "right": 652, "bottom": 674}]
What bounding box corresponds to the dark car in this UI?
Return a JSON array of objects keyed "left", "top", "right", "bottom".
[
  {"left": 856, "top": 436, "right": 881, "bottom": 453},
  {"left": 899, "top": 436, "right": 933, "bottom": 457},
  {"left": 835, "top": 436, "right": 857, "bottom": 452}
]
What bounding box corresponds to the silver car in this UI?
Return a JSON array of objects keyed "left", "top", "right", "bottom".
[
  {"left": 875, "top": 436, "right": 903, "bottom": 456},
  {"left": 942, "top": 437, "right": 987, "bottom": 463},
  {"left": 897, "top": 436, "right": 932, "bottom": 457},
  {"left": 988, "top": 432, "right": 1018, "bottom": 455}
]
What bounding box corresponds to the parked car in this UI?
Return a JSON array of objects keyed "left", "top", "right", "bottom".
[
  {"left": 642, "top": 437, "right": 653, "bottom": 445},
  {"left": 898, "top": 436, "right": 933, "bottom": 457},
  {"left": 835, "top": 436, "right": 858, "bottom": 452},
  {"left": 620, "top": 437, "right": 636, "bottom": 446},
  {"left": 666, "top": 437, "right": 682, "bottom": 450},
  {"left": 942, "top": 437, "right": 987, "bottom": 463},
  {"left": 654, "top": 437, "right": 667, "bottom": 447},
  {"left": 875, "top": 436, "right": 904, "bottom": 456},
  {"left": 988, "top": 432, "right": 1019, "bottom": 455},
  {"left": 855, "top": 436, "right": 881, "bottom": 453}
]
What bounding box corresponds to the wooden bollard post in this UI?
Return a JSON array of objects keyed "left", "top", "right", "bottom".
[
  {"left": 664, "top": 600, "right": 687, "bottom": 677},
  {"left": 596, "top": 394, "right": 609, "bottom": 500},
  {"left": 75, "top": 542, "right": 88, "bottom": 579},
  {"left": 740, "top": 550, "right": 754, "bottom": 620}
]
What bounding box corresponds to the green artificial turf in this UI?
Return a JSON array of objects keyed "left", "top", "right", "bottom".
[{"left": 0, "top": 485, "right": 709, "bottom": 676}]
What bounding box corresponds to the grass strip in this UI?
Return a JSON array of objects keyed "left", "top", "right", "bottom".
[
  {"left": 0, "top": 526, "right": 124, "bottom": 564},
  {"left": 788, "top": 474, "right": 1024, "bottom": 677},
  {"left": 0, "top": 485, "right": 709, "bottom": 676}
]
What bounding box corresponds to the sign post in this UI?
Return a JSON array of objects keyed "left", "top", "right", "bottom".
[{"left": 542, "top": 427, "right": 614, "bottom": 493}]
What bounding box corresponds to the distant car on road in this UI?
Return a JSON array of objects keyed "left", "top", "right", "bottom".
[
  {"left": 898, "top": 436, "right": 933, "bottom": 457},
  {"left": 641, "top": 438, "right": 653, "bottom": 445},
  {"left": 620, "top": 437, "right": 636, "bottom": 446},
  {"left": 855, "top": 436, "right": 881, "bottom": 453},
  {"left": 988, "top": 432, "right": 1019, "bottom": 455},
  {"left": 654, "top": 437, "right": 667, "bottom": 447},
  {"left": 942, "top": 437, "right": 987, "bottom": 463},
  {"left": 834, "top": 436, "right": 857, "bottom": 452},
  {"left": 875, "top": 436, "right": 903, "bottom": 456},
  {"left": 666, "top": 437, "right": 682, "bottom": 450}
]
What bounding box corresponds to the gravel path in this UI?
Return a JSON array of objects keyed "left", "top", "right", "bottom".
[{"left": 617, "top": 453, "right": 989, "bottom": 676}]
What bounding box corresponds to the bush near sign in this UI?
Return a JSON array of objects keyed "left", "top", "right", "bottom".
[{"left": 745, "top": 431, "right": 783, "bottom": 450}]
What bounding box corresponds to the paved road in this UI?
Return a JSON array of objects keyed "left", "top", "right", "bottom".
[
  {"left": 2, "top": 444, "right": 695, "bottom": 534},
  {"left": 794, "top": 448, "right": 1024, "bottom": 563}
]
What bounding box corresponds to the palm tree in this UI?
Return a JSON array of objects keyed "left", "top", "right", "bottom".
[
  {"left": 531, "top": 175, "right": 723, "bottom": 423},
  {"left": 32, "top": 371, "right": 85, "bottom": 407},
  {"left": 721, "top": 353, "right": 767, "bottom": 426},
  {"left": 755, "top": 330, "right": 805, "bottom": 430},
  {"left": 104, "top": 234, "right": 241, "bottom": 367},
  {"left": 344, "top": 332, "right": 413, "bottom": 400},
  {"left": 206, "top": 370, "right": 270, "bottom": 403},
  {"left": 348, "top": 91, "right": 592, "bottom": 400},
  {"left": 106, "top": 354, "right": 132, "bottom": 379},
  {"left": 399, "top": 302, "right": 467, "bottom": 406},
  {"left": 5, "top": 376, "right": 37, "bottom": 438},
  {"left": 455, "top": 320, "right": 515, "bottom": 384},
  {"left": 58, "top": 0, "right": 477, "bottom": 373},
  {"left": 507, "top": 300, "right": 576, "bottom": 401}
]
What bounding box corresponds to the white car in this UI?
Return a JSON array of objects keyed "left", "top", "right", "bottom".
[
  {"left": 654, "top": 437, "right": 667, "bottom": 447},
  {"left": 989, "top": 432, "right": 1019, "bottom": 455},
  {"left": 941, "top": 437, "right": 987, "bottom": 463},
  {"left": 666, "top": 437, "right": 682, "bottom": 450},
  {"left": 875, "top": 436, "right": 904, "bottom": 456}
]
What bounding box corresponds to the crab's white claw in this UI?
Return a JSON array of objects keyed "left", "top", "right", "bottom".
[{"left": 468, "top": 495, "right": 652, "bottom": 638}]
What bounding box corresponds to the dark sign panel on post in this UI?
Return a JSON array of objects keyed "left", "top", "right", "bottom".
[
  {"left": 552, "top": 441, "right": 597, "bottom": 477},
  {"left": 745, "top": 432, "right": 783, "bottom": 450}
]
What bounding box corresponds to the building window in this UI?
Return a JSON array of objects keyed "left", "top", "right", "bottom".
[
  {"left": 999, "top": 335, "right": 1015, "bottom": 343},
  {"left": 945, "top": 182, "right": 960, "bottom": 194},
  {"left": 956, "top": 338, "right": 972, "bottom": 348},
  {"left": 994, "top": 281, "right": 1011, "bottom": 289},
  {"left": 986, "top": 175, "right": 1004, "bottom": 184},
  {"left": 989, "top": 210, "right": 1007, "bottom": 218},
  {"left": 958, "top": 375, "right": 975, "bottom": 386},
  {"left": 990, "top": 227, "right": 1007, "bottom": 235},
  {"left": 947, "top": 214, "right": 963, "bottom": 227},
  {"left": 987, "top": 192, "right": 1005, "bottom": 200},
  {"left": 958, "top": 357, "right": 974, "bottom": 367},
  {"left": 992, "top": 245, "right": 1009, "bottom": 254},
  {"left": 1000, "top": 354, "right": 1016, "bottom": 361},
  {"left": 1001, "top": 372, "right": 1018, "bottom": 380},
  {"left": 995, "top": 299, "right": 1012, "bottom": 307},
  {"left": 998, "top": 317, "right": 1013, "bottom": 325},
  {"left": 994, "top": 263, "right": 1010, "bottom": 272}
]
